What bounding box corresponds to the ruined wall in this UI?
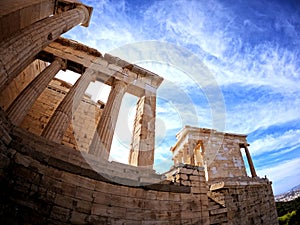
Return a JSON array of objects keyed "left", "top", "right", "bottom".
[
  {"left": 208, "top": 179, "right": 278, "bottom": 225},
  {"left": 206, "top": 133, "right": 248, "bottom": 181},
  {"left": 0, "top": 59, "right": 47, "bottom": 110},
  {"left": 0, "top": 117, "right": 210, "bottom": 224}
]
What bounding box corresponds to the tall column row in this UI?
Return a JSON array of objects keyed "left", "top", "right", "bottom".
[
  {"left": 0, "top": 0, "right": 158, "bottom": 167},
  {"left": 4, "top": 57, "right": 158, "bottom": 168}
]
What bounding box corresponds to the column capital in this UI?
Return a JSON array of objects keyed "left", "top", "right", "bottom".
[
  {"left": 54, "top": 57, "right": 67, "bottom": 71},
  {"left": 112, "top": 78, "right": 127, "bottom": 89},
  {"left": 76, "top": 5, "right": 91, "bottom": 27}
]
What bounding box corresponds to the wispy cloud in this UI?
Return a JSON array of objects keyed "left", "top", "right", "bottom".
[
  {"left": 250, "top": 129, "right": 300, "bottom": 156},
  {"left": 257, "top": 157, "right": 300, "bottom": 194}
]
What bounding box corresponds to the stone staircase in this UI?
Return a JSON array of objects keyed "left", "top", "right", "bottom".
[{"left": 208, "top": 191, "right": 228, "bottom": 225}]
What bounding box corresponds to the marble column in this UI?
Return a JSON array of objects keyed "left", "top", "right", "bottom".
[
  {"left": 129, "top": 91, "right": 156, "bottom": 168},
  {"left": 6, "top": 58, "right": 66, "bottom": 125},
  {"left": 89, "top": 79, "right": 127, "bottom": 159},
  {"left": 244, "top": 145, "right": 257, "bottom": 177},
  {"left": 42, "top": 69, "right": 95, "bottom": 143},
  {"left": 0, "top": 5, "right": 90, "bottom": 92}
]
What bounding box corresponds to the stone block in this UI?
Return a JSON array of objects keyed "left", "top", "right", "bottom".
[
  {"left": 145, "top": 190, "right": 157, "bottom": 200},
  {"left": 180, "top": 180, "right": 191, "bottom": 186},
  {"left": 169, "top": 192, "right": 181, "bottom": 202},
  {"left": 180, "top": 210, "right": 198, "bottom": 219},
  {"left": 50, "top": 206, "right": 71, "bottom": 222},
  {"left": 75, "top": 186, "right": 93, "bottom": 202},
  {"left": 70, "top": 211, "right": 88, "bottom": 225},
  {"left": 106, "top": 206, "right": 126, "bottom": 219},
  {"left": 179, "top": 168, "right": 193, "bottom": 174},
  {"left": 210, "top": 207, "right": 227, "bottom": 215},
  {"left": 124, "top": 209, "right": 144, "bottom": 220},
  {"left": 156, "top": 191, "right": 169, "bottom": 200},
  {"left": 61, "top": 182, "right": 77, "bottom": 197},
  {"left": 55, "top": 193, "right": 76, "bottom": 209},
  {"left": 75, "top": 199, "right": 92, "bottom": 214},
  {"left": 14, "top": 152, "right": 32, "bottom": 167},
  {"left": 180, "top": 173, "right": 189, "bottom": 180},
  {"left": 191, "top": 186, "right": 207, "bottom": 194},
  {"left": 62, "top": 171, "right": 95, "bottom": 190}
]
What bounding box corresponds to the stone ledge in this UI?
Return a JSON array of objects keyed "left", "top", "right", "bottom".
[
  {"left": 5, "top": 126, "right": 190, "bottom": 193},
  {"left": 210, "top": 177, "right": 272, "bottom": 191}
]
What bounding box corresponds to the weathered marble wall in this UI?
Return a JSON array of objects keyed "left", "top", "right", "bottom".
[{"left": 0, "top": 119, "right": 210, "bottom": 224}]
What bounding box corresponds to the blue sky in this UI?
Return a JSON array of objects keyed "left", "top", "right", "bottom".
[{"left": 61, "top": 0, "right": 300, "bottom": 195}]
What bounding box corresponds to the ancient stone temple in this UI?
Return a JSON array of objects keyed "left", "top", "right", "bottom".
[{"left": 0, "top": 1, "right": 278, "bottom": 224}]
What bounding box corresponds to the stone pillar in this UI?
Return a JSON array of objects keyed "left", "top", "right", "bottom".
[
  {"left": 244, "top": 145, "right": 257, "bottom": 177},
  {"left": 41, "top": 69, "right": 95, "bottom": 143},
  {"left": 129, "top": 91, "right": 156, "bottom": 168},
  {"left": 6, "top": 58, "right": 66, "bottom": 125},
  {"left": 0, "top": 5, "right": 90, "bottom": 92},
  {"left": 89, "top": 79, "right": 127, "bottom": 159},
  {"left": 194, "top": 143, "right": 204, "bottom": 167}
]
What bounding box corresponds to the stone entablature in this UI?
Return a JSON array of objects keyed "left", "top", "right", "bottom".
[{"left": 39, "top": 37, "right": 163, "bottom": 97}]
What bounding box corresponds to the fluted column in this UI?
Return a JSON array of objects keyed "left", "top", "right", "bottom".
[
  {"left": 42, "top": 69, "right": 95, "bottom": 143},
  {"left": 89, "top": 79, "right": 127, "bottom": 159},
  {"left": 244, "top": 145, "right": 257, "bottom": 177},
  {"left": 0, "top": 5, "right": 90, "bottom": 92},
  {"left": 6, "top": 58, "right": 66, "bottom": 125},
  {"left": 129, "top": 90, "right": 156, "bottom": 168}
]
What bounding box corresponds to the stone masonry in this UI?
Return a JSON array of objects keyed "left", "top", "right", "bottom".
[{"left": 0, "top": 1, "right": 278, "bottom": 224}]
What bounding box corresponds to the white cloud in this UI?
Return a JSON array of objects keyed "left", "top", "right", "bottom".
[
  {"left": 257, "top": 157, "right": 300, "bottom": 195},
  {"left": 249, "top": 129, "right": 300, "bottom": 156},
  {"left": 206, "top": 44, "right": 300, "bottom": 93},
  {"left": 223, "top": 91, "right": 300, "bottom": 134}
]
